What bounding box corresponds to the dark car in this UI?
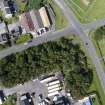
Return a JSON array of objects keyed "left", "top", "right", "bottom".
[
  {"left": 0, "top": 90, "right": 6, "bottom": 103},
  {"left": 20, "top": 93, "right": 34, "bottom": 105}
]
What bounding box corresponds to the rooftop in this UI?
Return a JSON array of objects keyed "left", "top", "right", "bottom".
[{"left": 0, "top": 22, "right": 8, "bottom": 35}]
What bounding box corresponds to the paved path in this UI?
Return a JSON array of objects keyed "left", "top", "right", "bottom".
[{"left": 83, "top": 18, "right": 105, "bottom": 30}]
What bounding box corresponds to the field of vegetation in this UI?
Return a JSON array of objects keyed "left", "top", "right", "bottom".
[
  {"left": 2, "top": 94, "right": 16, "bottom": 105},
  {"left": 91, "top": 27, "right": 105, "bottom": 57},
  {"left": 67, "top": 35, "right": 105, "bottom": 105},
  {"left": 48, "top": 0, "right": 68, "bottom": 30},
  {"left": 90, "top": 26, "right": 105, "bottom": 74},
  {"left": 65, "top": 0, "right": 105, "bottom": 23}
]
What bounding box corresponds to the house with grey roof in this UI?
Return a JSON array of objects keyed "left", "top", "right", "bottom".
[
  {"left": 8, "top": 21, "right": 22, "bottom": 38},
  {"left": 30, "top": 10, "right": 44, "bottom": 31},
  {"left": 0, "top": 22, "right": 9, "bottom": 43},
  {"left": 0, "top": 0, "right": 18, "bottom": 18}
]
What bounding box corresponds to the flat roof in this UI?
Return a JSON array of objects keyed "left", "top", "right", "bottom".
[
  {"left": 30, "top": 10, "right": 44, "bottom": 30},
  {"left": 39, "top": 7, "right": 50, "bottom": 27}
]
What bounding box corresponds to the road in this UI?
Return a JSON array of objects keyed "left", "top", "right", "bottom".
[
  {"left": 54, "top": 0, "right": 105, "bottom": 94},
  {"left": 0, "top": 26, "right": 77, "bottom": 59},
  {"left": 83, "top": 18, "right": 105, "bottom": 30}
]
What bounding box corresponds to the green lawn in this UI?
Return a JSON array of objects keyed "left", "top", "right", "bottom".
[
  {"left": 3, "top": 94, "right": 16, "bottom": 105},
  {"left": 92, "top": 96, "right": 100, "bottom": 105},
  {"left": 65, "top": 0, "right": 105, "bottom": 23},
  {"left": 90, "top": 29, "right": 105, "bottom": 73},
  {"left": 90, "top": 30, "right": 105, "bottom": 57},
  {"left": 16, "top": 0, "right": 26, "bottom": 13},
  {"left": 67, "top": 35, "right": 105, "bottom": 105},
  {"left": 48, "top": 0, "right": 68, "bottom": 30},
  {"left": 0, "top": 43, "right": 9, "bottom": 51},
  {"left": 16, "top": 34, "right": 32, "bottom": 44}
]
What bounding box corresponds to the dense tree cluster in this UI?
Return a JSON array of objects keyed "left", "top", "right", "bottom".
[
  {"left": 65, "top": 66, "right": 93, "bottom": 99},
  {"left": 0, "top": 38, "right": 93, "bottom": 98}
]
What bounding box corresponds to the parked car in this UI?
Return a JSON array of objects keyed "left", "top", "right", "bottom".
[{"left": 24, "top": 40, "right": 32, "bottom": 45}]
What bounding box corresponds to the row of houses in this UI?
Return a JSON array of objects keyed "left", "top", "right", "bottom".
[
  {"left": 0, "top": 0, "right": 18, "bottom": 18},
  {"left": 0, "top": 21, "right": 22, "bottom": 43},
  {"left": 0, "top": 6, "right": 52, "bottom": 43},
  {"left": 19, "top": 7, "right": 51, "bottom": 33}
]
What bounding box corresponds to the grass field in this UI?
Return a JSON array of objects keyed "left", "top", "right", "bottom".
[
  {"left": 48, "top": 0, "right": 68, "bottom": 30},
  {"left": 16, "top": 0, "right": 26, "bottom": 13},
  {"left": 90, "top": 30, "right": 105, "bottom": 73},
  {"left": 16, "top": 34, "right": 32, "bottom": 44},
  {"left": 90, "top": 30, "right": 105, "bottom": 57},
  {"left": 67, "top": 35, "right": 105, "bottom": 105},
  {"left": 65, "top": 0, "right": 105, "bottom": 23}
]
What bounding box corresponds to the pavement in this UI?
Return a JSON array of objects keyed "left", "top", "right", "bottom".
[
  {"left": 4, "top": 80, "right": 48, "bottom": 105},
  {"left": 83, "top": 18, "right": 105, "bottom": 30}
]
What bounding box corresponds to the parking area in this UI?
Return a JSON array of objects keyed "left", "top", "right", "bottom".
[{"left": 3, "top": 80, "right": 48, "bottom": 105}]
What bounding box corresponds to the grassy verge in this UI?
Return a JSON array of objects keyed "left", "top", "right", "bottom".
[
  {"left": 90, "top": 31, "right": 101, "bottom": 57},
  {"left": 16, "top": 0, "right": 26, "bottom": 13},
  {"left": 16, "top": 34, "right": 32, "bottom": 44},
  {"left": 90, "top": 30, "right": 105, "bottom": 72},
  {"left": 3, "top": 94, "right": 16, "bottom": 105},
  {"left": 0, "top": 43, "right": 9, "bottom": 51},
  {"left": 92, "top": 95, "right": 100, "bottom": 105},
  {"left": 65, "top": 0, "right": 105, "bottom": 23},
  {"left": 48, "top": 0, "right": 68, "bottom": 30},
  {"left": 67, "top": 34, "right": 105, "bottom": 105}
]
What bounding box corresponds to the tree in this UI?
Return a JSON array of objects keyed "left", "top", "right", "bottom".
[
  {"left": 65, "top": 66, "right": 93, "bottom": 99},
  {"left": 0, "top": 37, "right": 92, "bottom": 89}
]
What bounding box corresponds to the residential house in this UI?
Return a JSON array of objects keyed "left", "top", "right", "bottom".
[
  {"left": 0, "top": 0, "right": 12, "bottom": 18},
  {"left": 0, "top": 22, "right": 9, "bottom": 43},
  {"left": 30, "top": 10, "right": 44, "bottom": 31},
  {"left": 0, "top": 0, "right": 17, "bottom": 18},
  {"left": 8, "top": 22, "right": 22, "bottom": 38},
  {"left": 39, "top": 7, "right": 50, "bottom": 28},
  {"left": 19, "top": 12, "right": 34, "bottom": 32}
]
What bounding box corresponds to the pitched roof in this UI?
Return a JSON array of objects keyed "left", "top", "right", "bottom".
[
  {"left": 0, "top": 22, "right": 7, "bottom": 35},
  {"left": 19, "top": 12, "right": 34, "bottom": 32}
]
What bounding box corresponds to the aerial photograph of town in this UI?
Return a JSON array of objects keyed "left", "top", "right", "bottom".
[{"left": 0, "top": 0, "right": 105, "bottom": 105}]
